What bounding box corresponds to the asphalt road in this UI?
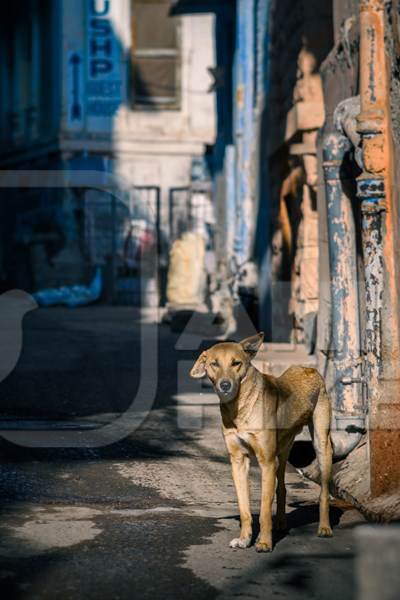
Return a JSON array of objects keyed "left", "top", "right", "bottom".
[{"left": 0, "top": 307, "right": 365, "bottom": 600}]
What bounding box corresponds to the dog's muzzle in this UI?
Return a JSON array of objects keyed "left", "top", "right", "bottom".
[{"left": 218, "top": 379, "right": 233, "bottom": 394}]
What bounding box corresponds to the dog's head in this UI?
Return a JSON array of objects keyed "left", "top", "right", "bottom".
[{"left": 190, "top": 333, "right": 264, "bottom": 403}]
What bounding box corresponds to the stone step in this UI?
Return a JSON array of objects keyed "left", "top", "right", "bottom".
[{"left": 254, "top": 343, "right": 317, "bottom": 377}]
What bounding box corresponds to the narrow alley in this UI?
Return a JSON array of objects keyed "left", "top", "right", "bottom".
[
  {"left": 0, "top": 307, "right": 364, "bottom": 599},
  {"left": 1, "top": 1, "right": 400, "bottom": 598}
]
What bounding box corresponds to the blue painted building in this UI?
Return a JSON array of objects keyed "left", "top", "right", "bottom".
[
  {"left": 0, "top": 1, "right": 216, "bottom": 300},
  {"left": 171, "top": 0, "right": 272, "bottom": 334},
  {"left": 173, "top": 0, "right": 337, "bottom": 345}
]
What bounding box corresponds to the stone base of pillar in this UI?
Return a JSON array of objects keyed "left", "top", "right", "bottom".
[{"left": 369, "top": 401, "right": 400, "bottom": 496}]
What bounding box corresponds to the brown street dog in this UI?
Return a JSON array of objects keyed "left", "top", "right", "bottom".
[{"left": 190, "top": 332, "right": 333, "bottom": 553}]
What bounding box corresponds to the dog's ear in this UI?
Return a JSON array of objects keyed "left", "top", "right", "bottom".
[
  {"left": 190, "top": 351, "right": 208, "bottom": 379},
  {"left": 240, "top": 332, "right": 264, "bottom": 357}
]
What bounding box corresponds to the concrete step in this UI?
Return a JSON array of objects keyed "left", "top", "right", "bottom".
[
  {"left": 253, "top": 343, "right": 317, "bottom": 377},
  {"left": 254, "top": 343, "right": 317, "bottom": 442}
]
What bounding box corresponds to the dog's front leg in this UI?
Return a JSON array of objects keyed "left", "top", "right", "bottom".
[
  {"left": 229, "top": 453, "right": 252, "bottom": 548},
  {"left": 256, "top": 459, "right": 276, "bottom": 552}
]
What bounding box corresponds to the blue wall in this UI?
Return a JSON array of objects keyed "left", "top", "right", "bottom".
[
  {"left": 233, "top": 0, "right": 255, "bottom": 265},
  {"left": 215, "top": 0, "right": 272, "bottom": 331},
  {"left": 186, "top": 0, "right": 272, "bottom": 330}
]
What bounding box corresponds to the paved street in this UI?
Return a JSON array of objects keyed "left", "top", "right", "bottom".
[{"left": 0, "top": 307, "right": 365, "bottom": 600}]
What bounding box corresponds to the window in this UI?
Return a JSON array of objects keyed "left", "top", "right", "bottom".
[
  {"left": 130, "top": 0, "right": 181, "bottom": 109},
  {"left": 0, "top": 2, "right": 52, "bottom": 148}
]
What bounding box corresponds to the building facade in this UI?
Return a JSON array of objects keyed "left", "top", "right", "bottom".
[
  {"left": 0, "top": 0, "right": 216, "bottom": 300},
  {"left": 174, "top": 0, "right": 400, "bottom": 510},
  {"left": 268, "top": 0, "right": 400, "bottom": 505},
  {"left": 1, "top": 0, "right": 399, "bottom": 510}
]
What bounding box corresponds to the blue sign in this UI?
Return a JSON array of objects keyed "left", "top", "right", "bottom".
[
  {"left": 70, "top": 53, "right": 83, "bottom": 120},
  {"left": 67, "top": 50, "right": 84, "bottom": 130},
  {"left": 86, "top": 0, "right": 123, "bottom": 125}
]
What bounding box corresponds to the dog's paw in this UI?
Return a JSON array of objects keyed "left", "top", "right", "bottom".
[
  {"left": 229, "top": 537, "right": 251, "bottom": 549},
  {"left": 255, "top": 541, "right": 273, "bottom": 553},
  {"left": 318, "top": 525, "right": 333, "bottom": 538}
]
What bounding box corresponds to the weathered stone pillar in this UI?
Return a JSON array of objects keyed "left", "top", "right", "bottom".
[{"left": 357, "top": 0, "right": 400, "bottom": 495}]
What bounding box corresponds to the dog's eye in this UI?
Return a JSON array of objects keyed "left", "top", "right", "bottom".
[
  {"left": 232, "top": 360, "right": 242, "bottom": 367},
  {"left": 210, "top": 360, "right": 219, "bottom": 368}
]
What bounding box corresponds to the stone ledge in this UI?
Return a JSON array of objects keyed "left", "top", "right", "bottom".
[
  {"left": 303, "top": 439, "right": 400, "bottom": 522},
  {"left": 285, "top": 102, "right": 325, "bottom": 141},
  {"left": 289, "top": 142, "right": 317, "bottom": 155},
  {"left": 254, "top": 343, "right": 316, "bottom": 377}
]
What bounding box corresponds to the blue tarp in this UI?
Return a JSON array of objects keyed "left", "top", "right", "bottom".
[{"left": 33, "top": 268, "right": 102, "bottom": 308}]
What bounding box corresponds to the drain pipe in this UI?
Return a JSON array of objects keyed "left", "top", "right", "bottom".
[{"left": 323, "top": 126, "right": 365, "bottom": 460}]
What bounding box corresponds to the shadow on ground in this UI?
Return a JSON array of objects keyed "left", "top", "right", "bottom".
[{"left": 0, "top": 307, "right": 361, "bottom": 600}]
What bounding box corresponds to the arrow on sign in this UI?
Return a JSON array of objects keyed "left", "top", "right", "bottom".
[{"left": 69, "top": 53, "right": 82, "bottom": 120}]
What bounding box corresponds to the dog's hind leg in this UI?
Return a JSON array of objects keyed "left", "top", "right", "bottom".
[
  {"left": 312, "top": 388, "right": 333, "bottom": 537},
  {"left": 276, "top": 443, "right": 291, "bottom": 531}
]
